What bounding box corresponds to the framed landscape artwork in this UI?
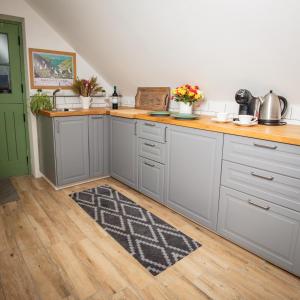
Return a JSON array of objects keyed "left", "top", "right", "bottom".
[{"left": 29, "top": 48, "right": 76, "bottom": 89}]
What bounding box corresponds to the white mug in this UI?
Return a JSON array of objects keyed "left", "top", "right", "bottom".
[
  {"left": 238, "top": 115, "right": 257, "bottom": 124},
  {"left": 216, "top": 112, "right": 230, "bottom": 121}
]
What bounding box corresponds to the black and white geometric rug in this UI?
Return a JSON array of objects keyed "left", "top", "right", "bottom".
[{"left": 70, "top": 185, "right": 201, "bottom": 275}]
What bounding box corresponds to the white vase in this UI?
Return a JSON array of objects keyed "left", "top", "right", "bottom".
[
  {"left": 80, "top": 96, "right": 91, "bottom": 109},
  {"left": 179, "top": 102, "right": 193, "bottom": 114}
]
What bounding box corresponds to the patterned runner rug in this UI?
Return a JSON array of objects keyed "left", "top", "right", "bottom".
[{"left": 70, "top": 185, "right": 201, "bottom": 275}]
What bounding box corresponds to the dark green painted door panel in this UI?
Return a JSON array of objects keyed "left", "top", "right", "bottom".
[{"left": 0, "top": 21, "right": 28, "bottom": 177}]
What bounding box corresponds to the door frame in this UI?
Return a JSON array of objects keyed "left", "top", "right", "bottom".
[{"left": 0, "top": 15, "right": 31, "bottom": 175}]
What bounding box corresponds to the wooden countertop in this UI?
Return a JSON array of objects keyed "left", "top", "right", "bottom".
[{"left": 39, "top": 108, "right": 300, "bottom": 146}]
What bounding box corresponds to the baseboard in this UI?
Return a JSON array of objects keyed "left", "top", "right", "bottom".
[{"left": 41, "top": 174, "right": 110, "bottom": 190}]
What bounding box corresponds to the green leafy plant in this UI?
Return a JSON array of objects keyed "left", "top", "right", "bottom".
[
  {"left": 30, "top": 89, "right": 52, "bottom": 114},
  {"left": 71, "top": 76, "right": 102, "bottom": 97}
]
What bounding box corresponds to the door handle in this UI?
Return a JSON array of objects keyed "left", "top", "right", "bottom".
[
  {"left": 253, "top": 143, "right": 277, "bottom": 150},
  {"left": 251, "top": 172, "right": 274, "bottom": 181},
  {"left": 134, "top": 121, "right": 137, "bottom": 136},
  {"left": 144, "top": 142, "right": 155, "bottom": 147},
  {"left": 144, "top": 122, "right": 155, "bottom": 127},
  {"left": 248, "top": 199, "right": 270, "bottom": 210},
  {"left": 144, "top": 162, "right": 155, "bottom": 168},
  {"left": 56, "top": 121, "right": 60, "bottom": 134}
]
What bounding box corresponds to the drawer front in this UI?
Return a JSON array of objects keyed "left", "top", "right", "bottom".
[
  {"left": 221, "top": 160, "right": 300, "bottom": 212},
  {"left": 218, "top": 187, "right": 300, "bottom": 274},
  {"left": 137, "top": 120, "right": 166, "bottom": 143},
  {"left": 138, "top": 138, "right": 166, "bottom": 164},
  {"left": 223, "top": 134, "right": 300, "bottom": 179},
  {"left": 138, "top": 157, "right": 165, "bottom": 203}
]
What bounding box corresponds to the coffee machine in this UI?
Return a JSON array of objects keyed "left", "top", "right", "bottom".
[{"left": 235, "top": 89, "right": 261, "bottom": 119}]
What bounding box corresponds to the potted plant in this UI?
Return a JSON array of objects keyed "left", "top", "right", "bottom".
[
  {"left": 71, "top": 76, "right": 102, "bottom": 109},
  {"left": 30, "top": 89, "right": 52, "bottom": 114},
  {"left": 172, "top": 84, "right": 204, "bottom": 114}
]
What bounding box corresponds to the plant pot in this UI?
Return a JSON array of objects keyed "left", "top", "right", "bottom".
[
  {"left": 80, "top": 96, "right": 91, "bottom": 109},
  {"left": 179, "top": 102, "right": 193, "bottom": 114}
]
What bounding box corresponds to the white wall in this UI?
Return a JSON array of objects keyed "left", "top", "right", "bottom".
[
  {"left": 0, "top": 0, "right": 112, "bottom": 177},
  {"left": 24, "top": 0, "right": 300, "bottom": 104}
]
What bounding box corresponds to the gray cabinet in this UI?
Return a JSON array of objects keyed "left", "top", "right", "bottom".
[
  {"left": 138, "top": 157, "right": 165, "bottom": 203},
  {"left": 110, "top": 117, "right": 138, "bottom": 189},
  {"left": 165, "top": 125, "right": 223, "bottom": 230},
  {"left": 221, "top": 160, "right": 300, "bottom": 212},
  {"left": 55, "top": 116, "right": 90, "bottom": 186},
  {"left": 223, "top": 134, "right": 300, "bottom": 179},
  {"left": 89, "top": 115, "right": 110, "bottom": 178},
  {"left": 137, "top": 120, "right": 167, "bottom": 143},
  {"left": 218, "top": 186, "right": 300, "bottom": 275},
  {"left": 138, "top": 138, "right": 166, "bottom": 164}
]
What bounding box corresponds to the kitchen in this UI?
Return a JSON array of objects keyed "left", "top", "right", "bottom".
[{"left": 0, "top": 1, "right": 300, "bottom": 299}]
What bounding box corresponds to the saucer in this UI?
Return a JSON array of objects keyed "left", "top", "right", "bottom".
[
  {"left": 233, "top": 120, "right": 258, "bottom": 127},
  {"left": 211, "top": 118, "right": 232, "bottom": 123}
]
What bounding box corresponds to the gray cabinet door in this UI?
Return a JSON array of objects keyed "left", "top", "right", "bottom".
[
  {"left": 138, "top": 157, "right": 165, "bottom": 203},
  {"left": 165, "top": 126, "right": 223, "bottom": 230},
  {"left": 110, "top": 117, "right": 138, "bottom": 189},
  {"left": 218, "top": 186, "right": 300, "bottom": 276},
  {"left": 89, "top": 115, "right": 105, "bottom": 178},
  {"left": 54, "top": 116, "right": 89, "bottom": 186}
]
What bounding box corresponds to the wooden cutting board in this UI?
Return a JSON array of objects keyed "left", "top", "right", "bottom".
[{"left": 135, "top": 87, "right": 170, "bottom": 111}]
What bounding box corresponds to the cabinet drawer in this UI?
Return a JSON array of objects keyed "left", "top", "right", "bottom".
[
  {"left": 218, "top": 187, "right": 300, "bottom": 274},
  {"left": 138, "top": 138, "right": 166, "bottom": 164},
  {"left": 221, "top": 160, "right": 300, "bottom": 212},
  {"left": 223, "top": 134, "right": 300, "bottom": 179},
  {"left": 138, "top": 157, "right": 165, "bottom": 203},
  {"left": 137, "top": 120, "right": 166, "bottom": 143}
]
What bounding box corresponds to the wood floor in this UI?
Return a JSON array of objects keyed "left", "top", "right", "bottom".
[{"left": 0, "top": 176, "right": 299, "bottom": 300}]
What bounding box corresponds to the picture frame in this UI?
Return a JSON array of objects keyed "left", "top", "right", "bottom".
[{"left": 28, "top": 48, "right": 76, "bottom": 90}]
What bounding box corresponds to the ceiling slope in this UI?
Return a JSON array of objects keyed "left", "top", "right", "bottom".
[{"left": 25, "top": 0, "right": 300, "bottom": 102}]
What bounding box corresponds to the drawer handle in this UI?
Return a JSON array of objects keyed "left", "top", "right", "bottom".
[
  {"left": 144, "top": 142, "right": 155, "bottom": 147},
  {"left": 248, "top": 199, "right": 270, "bottom": 210},
  {"left": 253, "top": 143, "right": 277, "bottom": 150},
  {"left": 144, "top": 122, "right": 155, "bottom": 127},
  {"left": 91, "top": 116, "right": 103, "bottom": 119},
  {"left": 144, "top": 162, "right": 155, "bottom": 168},
  {"left": 251, "top": 172, "right": 274, "bottom": 181}
]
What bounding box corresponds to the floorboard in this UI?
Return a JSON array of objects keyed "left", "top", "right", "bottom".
[{"left": 0, "top": 175, "right": 297, "bottom": 300}]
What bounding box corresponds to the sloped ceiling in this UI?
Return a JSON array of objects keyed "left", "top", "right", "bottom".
[{"left": 25, "top": 0, "right": 300, "bottom": 102}]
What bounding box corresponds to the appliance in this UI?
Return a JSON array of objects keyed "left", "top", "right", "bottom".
[
  {"left": 258, "top": 90, "right": 288, "bottom": 125},
  {"left": 235, "top": 89, "right": 261, "bottom": 119}
]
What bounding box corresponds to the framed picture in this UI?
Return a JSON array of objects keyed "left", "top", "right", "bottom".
[{"left": 29, "top": 48, "right": 76, "bottom": 89}]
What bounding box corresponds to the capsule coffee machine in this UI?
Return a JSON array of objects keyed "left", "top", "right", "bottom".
[{"left": 235, "top": 89, "right": 261, "bottom": 119}]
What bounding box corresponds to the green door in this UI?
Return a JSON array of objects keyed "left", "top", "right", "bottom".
[{"left": 0, "top": 21, "right": 29, "bottom": 178}]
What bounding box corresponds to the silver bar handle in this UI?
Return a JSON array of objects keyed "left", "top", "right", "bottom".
[
  {"left": 134, "top": 121, "right": 137, "bottom": 136},
  {"left": 144, "top": 162, "right": 155, "bottom": 168},
  {"left": 253, "top": 143, "right": 277, "bottom": 150},
  {"left": 56, "top": 121, "right": 60, "bottom": 134},
  {"left": 144, "top": 142, "right": 155, "bottom": 147},
  {"left": 91, "top": 116, "right": 103, "bottom": 119},
  {"left": 251, "top": 172, "right": 274, "bottom": 181},
  {"left": 144, "top": 122, "right": 155, "bottom": 127},
  {"left": 248, "top": 199, "right": 270, "bottom": 210}
]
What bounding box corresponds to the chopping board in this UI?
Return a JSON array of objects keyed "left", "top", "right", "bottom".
[{"left": 135, "top": 87, "right": 170, "bottom": 111}]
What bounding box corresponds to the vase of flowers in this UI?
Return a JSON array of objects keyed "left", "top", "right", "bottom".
[
  {"left": 71, "top": 76, "right": 102, "bottom": 109},
  {"left": 172, "top": 84, "right": 204, "bottom": 114}
]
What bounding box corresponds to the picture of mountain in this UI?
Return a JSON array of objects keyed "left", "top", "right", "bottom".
[{"left": 29, "top": 49, "right": 76, "bottom": 89}]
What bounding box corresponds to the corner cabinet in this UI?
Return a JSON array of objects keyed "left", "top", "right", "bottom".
[
  {"left": 165, "top": 125, "right": 223, "bottom": 231},
  {"left": 38, "top": 115, "right": 109, "bottom": 187},
  {"left": 55, "top": 116, "right": 90, "bottom": 186},
  {"left": 110, "top": 117, "right": 138, "bottom": 189}
]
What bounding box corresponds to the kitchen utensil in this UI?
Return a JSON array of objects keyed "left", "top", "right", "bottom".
[
  {"left": 238, "top": 115, "right": 257, "bottom": 124},
  {"left": 171, "top": 113, "right": 198, "bottom": 120},
  {"left": 258, "top": 90, "right": 288, "bottom": 125},
  {"left": 233, "top": 120, "right": 258, "bottom": 127}
]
